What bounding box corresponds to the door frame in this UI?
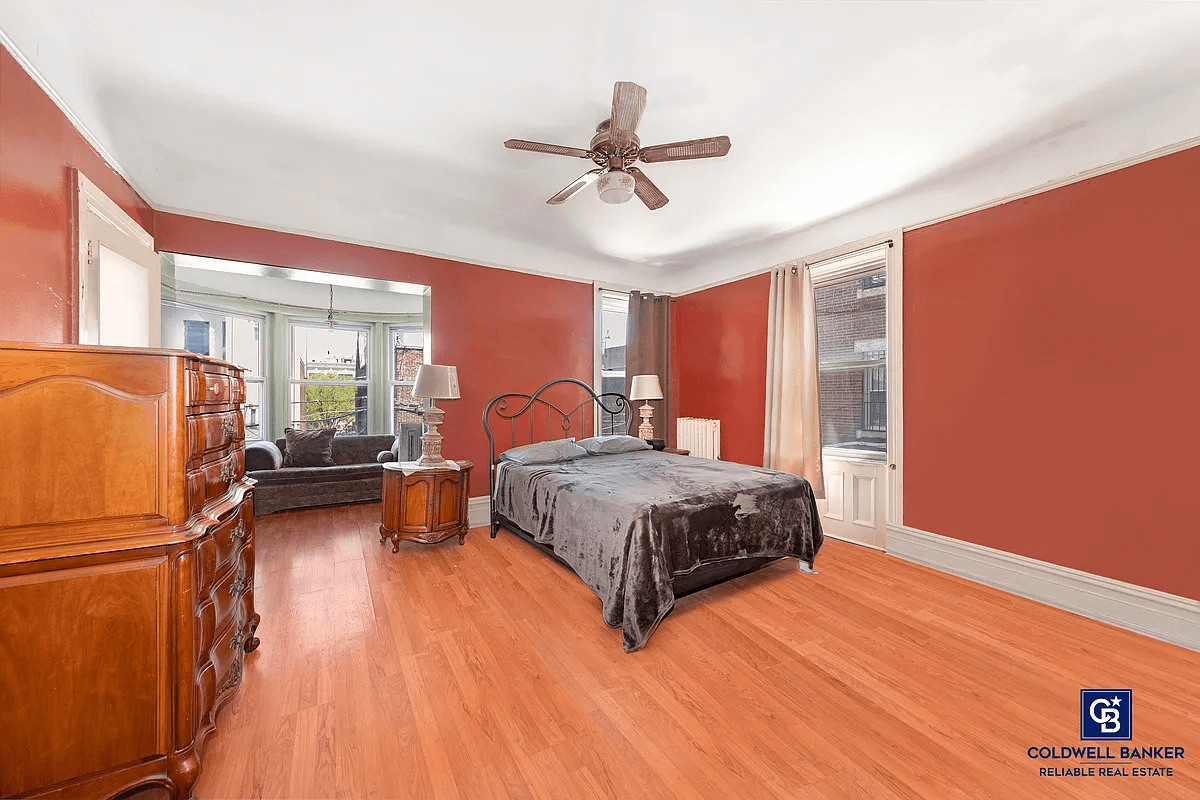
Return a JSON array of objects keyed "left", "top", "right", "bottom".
[
  {"left": 804, "top": 231, "right": 904, "bottom": 545},
  {"left": 73, "top": 170, "right": 160, "bottom": 346}
]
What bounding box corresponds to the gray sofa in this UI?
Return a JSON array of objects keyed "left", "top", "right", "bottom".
[{"left": 247, "top": 433, "right": 398, "bottom": 516}]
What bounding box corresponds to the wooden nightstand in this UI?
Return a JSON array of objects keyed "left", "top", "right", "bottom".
[
  {"left": 379, "top": 460, "right": 473, "bottom": 552},
  {"left": 663, "top": 447, "right": 690, "bottom": 455}
]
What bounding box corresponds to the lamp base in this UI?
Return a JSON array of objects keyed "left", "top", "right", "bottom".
[
  {"left": 418, "top": 402, "right": 447, "bottom": 466},
  {"left": 637, "top": 402, "right": 655, "bottom": 440}
]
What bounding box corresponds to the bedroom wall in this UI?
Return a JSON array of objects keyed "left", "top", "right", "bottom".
[
  {"left": 904, "top": 143, "right": 1200, "bottom": 602},
  {"left": 0, "top": 44, "right": 155, "bottom": 344},
  {"left": 155, "top": 213, "right": 594, "bottom": 479},
  {"left": 672, "top": 273, "right": 770, "bottom": 468},
  {"left": 675, "top": 143, "right": 1200, "bottom": 602}
]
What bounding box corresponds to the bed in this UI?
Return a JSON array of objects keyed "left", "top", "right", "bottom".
[{"left": 483, "top": 378, "right": 824, "bottom": 652}]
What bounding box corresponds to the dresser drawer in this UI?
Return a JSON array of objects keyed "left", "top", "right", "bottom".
[
  {"left": 196, "top": 615, "right": 246, "bottom": 728},
  {"left": 201, "top": 372, "right": 231, "bottom": 406},
  {"left": 194, "top": 505, "right": 250, "bottom": 589},
  {"left": 209, "top": 555, "right": 247, "bottom": 634},
  {"left": 196, "top": 411, "right": 243, "bottom": 464},
  {"left": 186, "top": 364, "right": 238, "bottom": 410},
  {"left": 202, "top": 451, "right": 244, "bottom": 502},
  {"left": 212, "top": 503, "right": 250, "bottom": 574}
]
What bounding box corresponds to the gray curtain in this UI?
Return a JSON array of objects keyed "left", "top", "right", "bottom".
[{"left": 625, "top": 292, "right": 671, "bottom": 441}]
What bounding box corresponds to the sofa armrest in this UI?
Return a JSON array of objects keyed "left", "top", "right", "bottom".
[
  {"left": 246, "top": 440, "right": 283, "bottom": 471},
  {"left": 377, "top": 450, "right": 397, "bottom": 463}
]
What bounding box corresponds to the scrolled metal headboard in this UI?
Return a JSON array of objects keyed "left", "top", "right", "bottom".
[{"left": 482, "top": 377, "right": 631, "bottom": 537}]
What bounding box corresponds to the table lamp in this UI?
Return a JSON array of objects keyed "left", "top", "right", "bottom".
[
  {"left": 412, "top": 365, "right": 460, "bottom": 466},
  {"left": 629, "top": 374, "right": 664, "bottom": 439}
]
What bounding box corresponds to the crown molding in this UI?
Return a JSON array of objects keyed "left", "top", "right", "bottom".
[
  {"left": 903, "top": 132, "right": 1200, "bottom": 233},
  {"left": 152, "top": 204, "right": 615, "bottom": 287},
  {"left": 672, "top": 134, "right": 1200, "bottom": 297},
  {"left": 0, "top": 27, "right": 153, "bottom": 204}
]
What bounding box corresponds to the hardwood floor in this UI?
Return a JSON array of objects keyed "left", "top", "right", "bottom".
[{"left": 193, "top": 503, "right": 1200, "bottom": 799}]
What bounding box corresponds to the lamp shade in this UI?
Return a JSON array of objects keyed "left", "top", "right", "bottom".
[
  {"left": 629, "top": 374, "right": 663, "bottom": 401},
  {"left": 412, "top": 365, "right": 460, "bottom": 399}
]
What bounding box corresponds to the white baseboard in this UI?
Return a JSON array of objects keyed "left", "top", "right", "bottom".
[
  {"left": 468, "top": 496, "right": 490, "bottom": 529},
  {"left": 887, "top": 524, "right": 1200, "bottom": 653}
]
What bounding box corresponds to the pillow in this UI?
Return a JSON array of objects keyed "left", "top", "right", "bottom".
[
  {"left": 282, "top": 427, "right": 336, "bottom": 468},
  {"left": 578, "top": 435, "right": 653, "bottom": 455},
  {"left": 500, "top": 439, "right": 588, "bottom": 465}
]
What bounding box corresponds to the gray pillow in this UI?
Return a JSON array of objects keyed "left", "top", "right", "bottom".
[
  {"left": 500, "top": 439, "right": 588, "bottom": 465},
  {"left": 578, "top": 435, "right": 653, "bottom": 455},
  {"left": 282, "top": 427, "right": 336, "bottom": 467}
]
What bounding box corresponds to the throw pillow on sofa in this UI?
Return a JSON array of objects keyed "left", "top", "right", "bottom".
[{"left": 282, "top": 427, "right": 336, "bottom": 467}]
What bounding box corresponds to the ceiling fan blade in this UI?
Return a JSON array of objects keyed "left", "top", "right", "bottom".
[
  {"left": 504, "top": 139, "right": 591, "bottom": 158},
  {"left": 629, "top": 167, "right": 668, "bottom": 210},
  {"left": 609, "top": 81, "right": 647, "bottom": 149},
  {"left": 639, "top": 135, "right": 731, "bottom": 163},
  {"left": 547, "top": 169, "right": 605, "bottom": 205}
]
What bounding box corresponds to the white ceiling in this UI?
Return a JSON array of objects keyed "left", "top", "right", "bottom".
[{"left": 3, "top": 1, "right": 1200, "bottom": 293}]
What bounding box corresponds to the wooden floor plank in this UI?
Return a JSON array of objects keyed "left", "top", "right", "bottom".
[{"left": 193, "top": 505, "right": 1200, "bottom": 799}]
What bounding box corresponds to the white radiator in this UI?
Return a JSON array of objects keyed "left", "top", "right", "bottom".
[{"left": 676, "top": 417, "right": 721, "bottom": 459}]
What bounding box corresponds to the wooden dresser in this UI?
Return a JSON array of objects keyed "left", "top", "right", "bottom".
[{"left": 0, "top": 342, "right": 259, "bottom": 800}]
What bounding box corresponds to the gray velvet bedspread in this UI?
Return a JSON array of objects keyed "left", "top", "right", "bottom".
[{"left": 493, "top": 451, "right": 823, "bottom": 652}]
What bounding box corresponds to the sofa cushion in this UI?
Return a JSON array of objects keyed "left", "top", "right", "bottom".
[
  {"left": 331, "top": 434, "right": 397, "bottom": 465},
  {"left": 245, "top": 440, "right": 283, "bottom": 471},
  {"left": 249, "top": 462, "right": 384, "bottom": 485}
]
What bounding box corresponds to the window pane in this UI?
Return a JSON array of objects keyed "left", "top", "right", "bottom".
[
  {"left": 599, "top": 291, "right": 629, "bottom": 433},
  {"left": 226, "top": 315, "right": 262, "bottom": 375},
  {"left": 243, "top": 380, "right": 264, "bottom": 440},
  {"left": 816, "top": 270, "right": 886, "bottom": 455},
  {"left": 289, "top": 381, "right": 369, "bottom": 433},
  {"left": 183, "top": 320, "right": 211, "bottom": 355},
  {"left": 292, "top": 325, "right": 368, "bottom": 381},
  {"left": 393, "top": 384, "right": 424, "bottom": 425},
  {"left": 392, "top": 328, "right": 424, "bottom": 382}
]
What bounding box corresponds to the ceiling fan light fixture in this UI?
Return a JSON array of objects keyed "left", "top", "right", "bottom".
[{"left": 596, "top": 169, "right": 636, "bottom": 204}]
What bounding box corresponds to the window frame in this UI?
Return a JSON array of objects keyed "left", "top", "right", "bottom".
[
  {"left": 812, "top": 254, "right": 889, "bottom": 463},
  {"left": 163, "top": 298, "right": 267, "bottom": 439},
  {"left": 287, "top": 319, "right": 372, "bottom": 434},
  {"left": 388, "top": 323, "right": 427, "bottom": 434},
  {"left": 594, "top": 286, "right": 631, "bottom": 435}
]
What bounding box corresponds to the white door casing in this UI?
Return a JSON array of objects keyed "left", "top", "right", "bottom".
[
  {"left": 76, "top": 170, "right": 160, "bottom": 347},
  {"left": 807, "top": 235, "right": 901, "bottom": 550}
]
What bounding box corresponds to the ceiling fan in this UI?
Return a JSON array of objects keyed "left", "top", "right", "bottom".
[{"left": 504, "top": 81, "right": 731, "bottom": 210}]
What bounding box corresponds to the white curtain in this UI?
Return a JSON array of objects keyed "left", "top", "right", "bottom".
[{"left": 764, "top": 262, "right": 824, "bottom": 498}]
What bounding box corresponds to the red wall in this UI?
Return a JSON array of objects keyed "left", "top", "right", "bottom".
[
  {"left": 0, "top": 46, "right": 155, "bottom": 344},
  {"left": 673, "top": 273, "right": 770, "bottom": 467},
  {"left": 0, "top": 42, "right": 593, "bottom": 480},
  {"left": 904, "top": 144, "right": 1200, "bottom": 601},
  {"left": 156, "top": 214, "right": 594, "bottom": 480}
]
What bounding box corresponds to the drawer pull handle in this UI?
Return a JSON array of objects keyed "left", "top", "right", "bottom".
[
  {"left": 229, "top": 520, "right": 246, "bottom": 543},
  {"left": 230, "top": 567, "right": 247, "bottom": 597},
  {"left": 221, "top": 416, "right": 238, "bottom": 438},
  {"left": 220, "top": 460, "right": 237, "bottom": 483}
]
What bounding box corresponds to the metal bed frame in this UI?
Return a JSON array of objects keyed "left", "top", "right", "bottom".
[{"left": 481, "top": 377, "right": 780, "bottom": 596}]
